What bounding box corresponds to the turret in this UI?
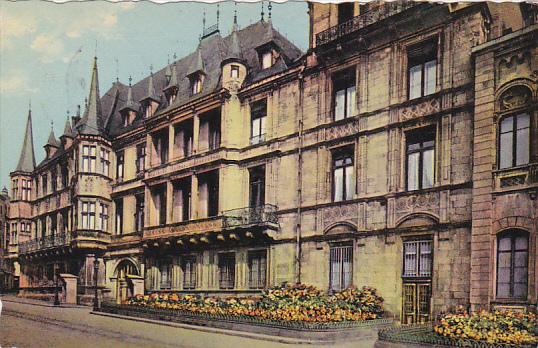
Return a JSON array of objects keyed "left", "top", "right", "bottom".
[
  {"left": 44, "top": 125, "right": 60, "bottom": 159},
  {"left": 77, "top": 57, "right": 105, "bottom": 136},
  {"left": 221, "top": 10, "right": 247, "bottom": 93},
  {"left": 120, "top": 76, "right": 139, "bottom": 126},
  {"left": 60, "top": 114, "right": 74, "bottom": 149},
  {"left": 163, "top": 58, "right": 179, "bottom": 105},
  {"left": 140, "top": 68, "right": 160, "bottom": 118}
]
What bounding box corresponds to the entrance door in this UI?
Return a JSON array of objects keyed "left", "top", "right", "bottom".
[
  {"left": 402, "top": 240, "right": 433, "bottom": 324},
  {"left": 115, "top": 261, "right": 137, "bottom": 304},
  {"left": 403, "top": 282, "right": 431, "bottom": 324}
]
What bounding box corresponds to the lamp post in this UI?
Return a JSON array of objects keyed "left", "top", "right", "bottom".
[
  {"left": 93, "top": 256, "right": 99, "bottom": 311},
  {"left": 54, "top": 263, "right": 60, "bottom": 306}
]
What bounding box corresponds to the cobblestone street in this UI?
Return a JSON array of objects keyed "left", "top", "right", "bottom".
[{"left": 0, "top": 297, "right": 378, "bottom": 348}]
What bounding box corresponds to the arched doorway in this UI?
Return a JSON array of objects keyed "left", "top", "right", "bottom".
[{"left": 114, "top": 260, "right": 139, "bottom": 304}]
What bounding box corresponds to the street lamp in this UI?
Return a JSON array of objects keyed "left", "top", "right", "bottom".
[
  {"left": 93, "top": 256, "right": 99, "bottom": 311},
  {"left": 54, "top": 263, "right": 60, "bottom": 306}
]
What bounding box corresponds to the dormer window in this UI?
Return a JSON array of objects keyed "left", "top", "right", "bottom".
[
  {"left": 192, "top": 75, "right": 203, "bottom": 95},
  {"left": 261, "top": 51, "right": 273, "bottom": 69},
  {"left": 122, "top": 113, "right": 128, "bottom": 127}
]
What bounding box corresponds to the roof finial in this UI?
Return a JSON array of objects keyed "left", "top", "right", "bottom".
[
  {"left": 217, "top": 3, "right": 220, "bottom": 30},
  {"left": 268, "top": 1, "right": 272, "bottom": 21},
  {"left": 51, "top": 120, "right": 54, "bottom": 130},
  {"left": 94, "top": 40, "right": 98, "bottom": 58},
  {"left": 261, "top": 1, "right": 265, "bottom": 22},
  {"left": 128, "top": 75, "right": 132, "bottom": 87},
  {"left": 203, "top": 9, "right": 206, "bottom": 31},
  {"left": 234, "top": 2, "right": 238, "bottom": 25},
  {"left": 173, "top": 52, "right": 177, "bottom": 60},
  {"left": 115, "top": 58, "right": 119, "bottom": 83},
  {"left": 77, "top": 104, "right": 81, "bottom": 117}
]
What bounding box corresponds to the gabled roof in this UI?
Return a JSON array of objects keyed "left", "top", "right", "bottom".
[
  {"left": 76, "top": 57, "right": 105, "bottom": 136},
  {"left": 120, "top": 77, "right": 138, "bottom": 112},
  {"left": 61, "top": 117, "right": 74, "bottom": 138},
  {"left": 103, "top": 20, "right": 303, "bottom": 138},
  {"left": 15, "top": 108, "right": 36, "bottom": 173},
  {"left": 141, "top": 72, "right": 160, "bottom": 103}
]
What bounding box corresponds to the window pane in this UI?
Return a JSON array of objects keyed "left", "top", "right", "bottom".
[
  {"left": 334, "top": 167, "right": 344, "bottom": 202},
  {"left": 334, "top": 89, "right": 346, "bottom": 121},
  {"left": 407, "top": 152, "right": 420, "bottom": 190},
  {"left": 513, "top": 283, "right": 527, "bottom": 299},
  {"left": 500, "top": 116, "right": 513, "bottom": 132},
  {"left": 499, "top": 132, "right": 513, "bottom": 169},
  {"left": 346, "top": 86, "right": 356, "bottom": 117},
  {"left": 498, "top": 237, "right": 511, "bottom": 251},
  {"left": 409, "top": 65, "right": 422, "bottom": 99},
  {"left": 424, "top": 60, "right": 436, "bottom": 95},
  {"left": 514, "top": 266, "right": 528, "bottom": 283},
  {"left": 514, "top": 251, "right": 528, "bottom": 267},
  {"left": 345, "top": 166, "right": 354, "bottom": 200},
  {"left": 497, "top": 282, "right": 510, "bottom": 298},
  {"left": 516, "top": 113, "right": 530, "bottom": 129},
  {"left": 515, "top": 236, "right": 528, "bottom": 250},
  {"left": 403, "top": 242, "right": 417, "bottom": 277},
  {"left": 260, "top": 116, "right": 266, "bottom": 135},
  {"left": 251, "top": 118, "right": 260, "bottom": 137},
  {"left": 515, "top": 127, "right": 529, "bottom": 166},
  {"left": 498, "top": 252, "right": 511, "bottom": 268},
  {"left": 422, "top": 149, "right": 434, "bottom": 189},
  {"left": 497, "top": 266, "right": 511, "bottom": 282}
]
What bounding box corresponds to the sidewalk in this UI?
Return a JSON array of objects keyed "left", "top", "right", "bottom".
[{"left": 0, "top": 294, "right": 87, "bottom": 308}]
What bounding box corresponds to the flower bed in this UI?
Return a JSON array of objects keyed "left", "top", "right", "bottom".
[
  {"left": 434, "top": 310, "right": 537, "bottom": 346},
  {"left": 126, "top": 283, "right": 384, "bottom": 323}
]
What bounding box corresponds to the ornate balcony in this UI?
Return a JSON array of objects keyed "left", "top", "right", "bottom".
[
  {"left": 223, "top": 204, "right": 279, "bottom": 230},
  {"left": 315, "top": 2, "right": 418, "bottom": 47},
  {"left": 19, "top": 233, "right": 71, "bottom": 255},
  {"left": 70, "top": 230, "right": 111, "bottom": 251},
  {"left": 143, "top": 217, "right": 224, "bottom": 241}
]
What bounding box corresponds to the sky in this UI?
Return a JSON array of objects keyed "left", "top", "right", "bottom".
[{"left": 0, "top": 0, "right": 309, "bottom": 189}]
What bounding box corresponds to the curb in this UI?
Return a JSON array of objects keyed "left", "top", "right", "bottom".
[
  {"left": 91, "top": 310, "right": 361, "bottom": 345},
  {"left": 0, "top": 296, "right": 88, "bottom": 309}
]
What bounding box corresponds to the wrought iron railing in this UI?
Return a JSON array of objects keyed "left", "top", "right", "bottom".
[
  {"left": 18, "top": 233, "right": 71, "bottom": 254},
  {"left": 222, "top": 204, "right": 278, "bottom": 229},
  {"left": 315, "top": 2, "right": 419, "bottom": 47}
]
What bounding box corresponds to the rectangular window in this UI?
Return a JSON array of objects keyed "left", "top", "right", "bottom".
[
  {"left": 99, "top": 203, "right": 109, "bottom": 232},
  {"left": 159, "top": 259, "right": 172, "bottom": 290},
  {"left": 22, "top": 179, "right": 31, "bottom": 200},
  {"left": 12, "top": 179, "right": 18, "bottom": 200},
  {"left": 116, "top": 151, "right": 124, "bottom": 180},
  {"left": 81, "top": 202, "right": 96, "bottom": 230},
  {"left": 192, "top": 76, "right": 202, "bottom": 95},
  {"left": 135, "top": 194, "right": 145, "bottom": 232},
  {"left": 61, "top": 162, "right": 68, "bottom": 188},
  {"left": 338, "top": 2, "right": 354, "bottom": 23},
  {"left": 51, "top": 169, "right": 57, "bottom": 192},
  {"left": 403, "top": 240, "right": 432, "bottom": 278},
  {"left": 11, "top": 223, "right": 17, "bottom": 244},
  {"left": 173, "top": 178, "right": 191, "bottom": 223},
  {"left": 329, "top": 244, "right": 353, "bottom": 291},
  {"left": 182, "top": 255, "right": 197, "bottom": 290},
  {"left": 248, "top": 250, "right": 267, "bottom": 289},
  {"left": 231, "top": 65, "right": 240, "bottom": 78},
  {"left": 249, "top": 166, "right": 265, "bottom": 207},
  {"left": 499, "top": 113, "right": 530, "bottom": 169},
  {"left": 219, "top": 252, "right": 236, "bottom": 289},
  {"left": 115, "top": 199, "right": 123, "bottom": 235},
  {"left": 198, "top": 171, "right": 218, "bottom": 218},
  {"left": 332, "top": 149, "right": 354, "bottom": 202},
  {"left": 250, "top": 99, "right": 267, "bottom": 145},
  {"left": 42, "top": 174, "right": 48, "bottom": 196},
  {"left": 261, "top": 51, "right": 273, "bottom": 69},
  {"left": 333, "top": 69, "right": 356, "bottom": 121},
  {"left": 82, "top": 145, "right": 96, "bottom": 172},
  {"left": 100, "top": 148, "right": 110, "bottom": 176},
  {"left": 408, "top": 40, "right": 437, "bottom": 100},
  {"left": 497, "top": 231, "right": 528, "bottom": 299},
  {"left": 136, "top": 143, "right": 146, "bottom": 174},
  {"left": 406, "top": 127, "right": 435, "bottom": 191}
]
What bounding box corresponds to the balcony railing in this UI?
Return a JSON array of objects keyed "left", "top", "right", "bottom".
[
  {"left": 19, "top": 233, "right": 71, "bottom": 254},
  {"left": 315, "top": 2, "right": 418, "bottom": 47},
  {"left": 223, "top": 204, "right": 278, "bottom": 229}
]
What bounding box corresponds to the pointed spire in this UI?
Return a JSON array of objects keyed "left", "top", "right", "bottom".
[
  {"left": 165, "top": 55, "right": 172, "bottom": 82},
  {"left": 165, "top": 61, "right": 179, "bottom": 92},
  {"left": 62, "top": 114, "right": 74, "bottom": 139},
  {"left": 46, "top": 123, "right": 60, "bottom": 148},
  {"left": 77, "top": 57, "right": 105, "bottom": 136},
  {"left": 261, "top": 1, "right": 265, "bottom": 22},
  {"left": 223, "top": 23, "right": 243, "bottom": 66},
  {"left": 216, "top": 3, "right": 220, "bottom": 30},
  {"left": 187, "top": 46, "right": 205, "bottom": 76},
  {"left": 15, "top": 106, "right": 36, "bottom": 173},
  {"left": 1, "top": 186, "right": 8, "bottom": 196},
  {"left": 268, "top": 1, "right": 272, "bottom": 21},
  {"left": 141, "top": 66, "right": 159, "bottom": 102},
  {"left": 121, "top": 76, "right": 138, "bottom": 112}
]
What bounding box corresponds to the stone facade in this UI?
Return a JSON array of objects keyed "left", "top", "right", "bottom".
[{"left": 2, "top": 1, "right": 536, "bottom": 322}]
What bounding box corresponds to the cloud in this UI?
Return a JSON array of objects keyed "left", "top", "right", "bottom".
[
  {"left": 0, "top": 72, "right": 39, "bottom": 94},
  {"left": 0, "top": 10, "right": 38, "bottom": 50},
  {"left": 30, "top": 34, "right": 65, "bottom": 63}
]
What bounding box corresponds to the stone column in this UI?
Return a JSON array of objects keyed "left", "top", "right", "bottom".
[
  {"left": 168, "top": 124, "right": 175, "bottom": 161},
  {"left": 166, "top": 181, "right": 173, "bottom": 224},
  {"left": 192, "top": 114, "right": 200, "bottom": 155},
  {"left": 190, "top": 175, "right": 198, "bottom": 220}
]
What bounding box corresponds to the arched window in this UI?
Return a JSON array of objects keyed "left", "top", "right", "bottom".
[
  {"left": 496, "top": 229, "right": 528, "bottom": 299},
  {"left": 498, "top": 113, "right": 530, "bottom": 169}
]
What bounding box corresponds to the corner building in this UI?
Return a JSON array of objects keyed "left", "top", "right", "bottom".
[{"left": 6, "top": 1, "right": 537, "bottom": 322}]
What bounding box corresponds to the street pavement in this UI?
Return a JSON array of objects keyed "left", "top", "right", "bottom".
[{"left": 0, "top": 297, "right": 378, "bottom": 348}]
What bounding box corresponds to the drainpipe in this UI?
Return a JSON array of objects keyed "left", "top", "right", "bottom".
[{"left": 295, "top": 67, "right": 305, "bottom": 284}]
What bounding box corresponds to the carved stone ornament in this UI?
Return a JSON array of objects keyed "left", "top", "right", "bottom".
[
  {"left": 326, "top": 121, "right": 359, "bottom": 141},
  {"left": 322, "top": 203, "right": 358, "bottom": 230},
  {"left": 395, "top": 192, "right": 439, "bottom": 220},
  {"left": 499, "top": 85, "right": 531, "bottom": 111},
  {"left": 400, "top": 98, "right": 440, "bottom": 121}
]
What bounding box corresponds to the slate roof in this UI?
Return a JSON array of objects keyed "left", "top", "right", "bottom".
[
  {"left": 15, "top": 109, "right": 36, "bottom": 173},
  {"left": 76, "top": 57, "right": 106, "bottom": 136},
  {"left": 103, "top": 20, "right": 303, "bottom": 138}
]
